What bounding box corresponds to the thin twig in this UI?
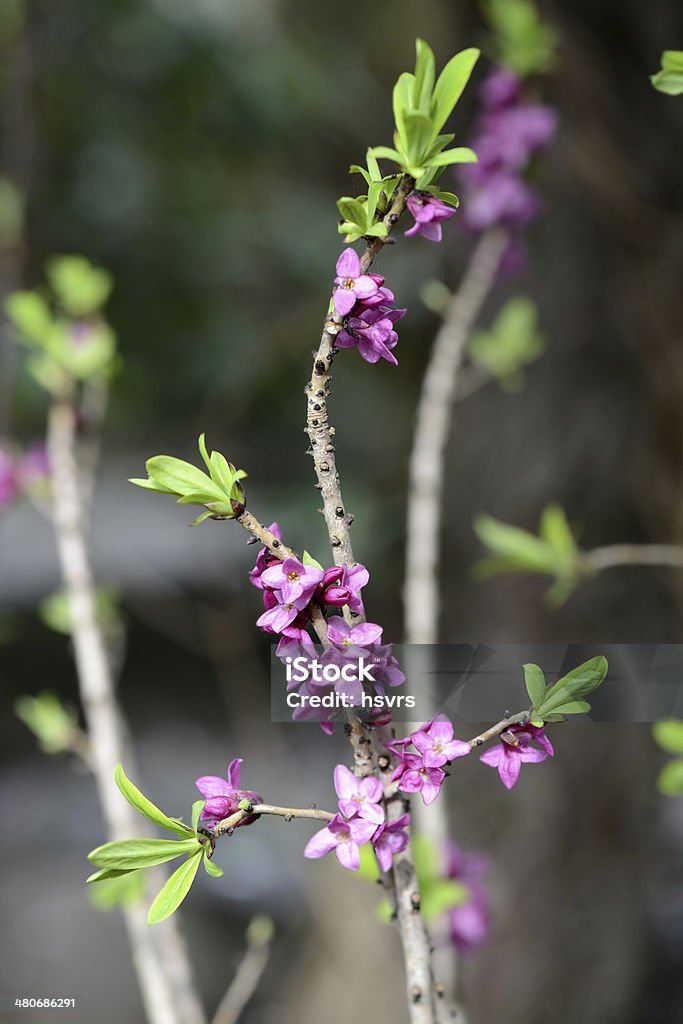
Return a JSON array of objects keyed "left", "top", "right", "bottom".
[
  {"left": 211, "top": 920, "right": 273, "bottom": 1024},
  {"left": 47, "top": 392, "right": 205, "bottom": 1024},
  {"left": 579, "top": 543, "right": 683, "bottom": 574}
]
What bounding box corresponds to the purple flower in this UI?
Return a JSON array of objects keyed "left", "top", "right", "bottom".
[
  {"left": 0, "top": 443, "right": 18, "bottom": 507},
  {"left": 337, "top": 307, "right": 401, "bottom": 365},
  {"left": 318, "top": 562, "right": 369, "bottom": 614},
  {"left": 459, "top": 66, "right": 557, "bottom": 251},
  {"left": 303, "top": 812, "right": 377, "bottom": 871},
  {"left": 446, "top": 841, "right": 490, "bottom": 955},
  {"left": 333, "top": 248, "right": 379, "bottom": 316},
  {"left": 256, "top": 597, "right": 300, "bottom": 635},
  {"left": 479, "top": 723, "right": 552, "bottom": 789},
  {"left": 372, "top": 813, "right": 410, "bottom": 872},
  {"left": 393, "top": 752, "right": 445, "bottom": 806},
  {"left": 411, "top": 715, "right": 471, "bottom": 768},
  {"left": 334, "top": 764, "right": 385, "bottom": 825},
  {"left": 404, "top": 192, "right": 456, "bottom": 242},
  {"left": 462, "top": 173, "right": 540, "bottom": 232},
  {"left": 195, "top": 758, "right": 262, "bottom": 826},
  {"left": 326, "top": 616, "right": 383, "bottom": 648},
  {"left": 479, "top": 67, "right": 521, "bottom": 111},
  {"left": 261, "top": 556, "right": 324, "bottom": 608}
]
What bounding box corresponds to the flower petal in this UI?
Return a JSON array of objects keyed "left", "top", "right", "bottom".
[
  {"left": 335, "top": 247, "right": 361, "bottom": 278},
  {"left": 303, "top": 826, "right": 338, "bottom": 859},
  {"left": 333, "top": 764, "right": 357, "bottom": 801},
  {"left": 195, "top": 775, "right": 231, "bottom": 798}
]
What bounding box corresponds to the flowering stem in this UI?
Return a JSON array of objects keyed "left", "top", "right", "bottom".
[
  {"left": 466, "top": 709, "right": 531, "bottom": 748},
  {"left": 211, "top": 803, "right": 335, "bottom": 837},
  {"left": 47, "top": 392, "right": 205, "bottom": 1024},
  {"left": 306, "top": 173, "right": 415, "bottom": 567},
  {"left": 234, "top": 508, "right": 330, "bottom": 645}
]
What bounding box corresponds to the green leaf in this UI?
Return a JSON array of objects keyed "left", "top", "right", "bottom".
[
  {"left": 302, "top": 550, "right": 324, "bottom": 571},
  {"left": 368, "top": 146, "right": 404, "bottom": 167},
  {"left": 88, "top": 837, "right": 201, "bottom": 870},
  {"left": 539, "top": 505, "right": 577, "bottom": 571},
  {"left": 413, "top": 39, "right": 436, "bottom": 112},
  {"left": 651, "top": 50, "right": 683, "bottom": 95},
  {"left": 87, "top": 866, "right": 138, "bottom": 883},
  {"left": 349, "top": 164, "right": 372, "bottom": 186},
  {"left": 366, "top": 147, "right": 381, "bottom": 182},
  {"left": 145, "top": 455, "right": 223, "bottom": 501},
  {"left": 5, "top": 291, "right": 53, "bottom": 345},
  {"left": 88, "top": 869, "right": 146, "bottom": 910},
  {"left": 14, "top": 691, "right": 78, "bottom": 754},
  {"left": 403, "top": 110, "right": 434, "bottom": 163},
  {"left": 337, "top": 196, "right": 368, "bottom": 226},
  {"left": 427, "top": 147, "right": 478, "bottom": 167},
  {"left": 114, "top": 763, "right": 193, "bottom": 836},
  {"left": 547, "top": 700, "right": 591, "bottom": 715},
  {"left": 421, "top": 879, "right": 469, "bottom": 921},
  {"left": 129, "top": 476, "right": 174, "bottom": 494},
  {"left": 523, "top": 663, "right": 546, "bottom": 708},
  {"left": 431, "top": 48, "right": 480, "bottom": 135},
  {"left": 473, "top": 515, "right": 558, "bottom": 575},
  {"left": 393, "top": 71, "right": 415, "bottom": 145},
  {"left": 46, "top": 255, "right": 113, "bottom": 317},
  {"left": 202, "top": 852, "right": 224, "bottom": 878},
  {"left": 191, "top": 800, "right": 205, "bottom": 835},
  {"left": 147, "top": 850, "right": 203, "bottom": 924},
  {"left": 657, "top": 757, "right": 683, "bottom": 795},
  {"left": 364, "top": 223, "right": 388, "bottom": 239},
  {"left": 653, "top": 720, "right": 683, "bottom": 755},
  {"left": 535, "top": 656, "right": 608, "bottom": 718}
]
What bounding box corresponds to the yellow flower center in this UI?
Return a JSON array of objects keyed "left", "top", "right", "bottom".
[
  {"left": 342, "top": 277, "right": 355, "bottom": 289},
  {"left": 287, "top": 570, "right": 300, "bottom": 581}
]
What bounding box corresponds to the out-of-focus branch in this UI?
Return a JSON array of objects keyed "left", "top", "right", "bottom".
[
  {"left": 47, "top": 391, "right": 206, "bottom": 1024},
  {"left": 579, "top": 543, "right": 683, "bottom": 574},
  {"left": 402, "top": 230, "right": 506, "bottom": 1009},
  {"left": 211, "top": 918, "right": 273, "bottom": 1024},
  {"left": 403, "top": 229, "right": 506, "bottom": 645}
]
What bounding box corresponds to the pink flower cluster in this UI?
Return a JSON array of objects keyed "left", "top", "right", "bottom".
[
  {"left": 459, "top": 66, "right": 557, "bottom": 271},
  {"left": 333, "top": 249, "right": 406, "bottom": 366},
  {"left": 250, "top": 523, "right": 382, "bottom": 646},
  {"left": 304, "top": 764, "right": 409, "bottom": 872},
  {"left": 195, "top": 758, "right": 262, "bottom": 827},
  {"left": 389, "top": 715, "right": 471, "bottom": 805}
]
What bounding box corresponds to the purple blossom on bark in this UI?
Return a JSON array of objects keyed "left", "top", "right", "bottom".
[
  {"left": 334, "top": 764, "right": 385, "bottom": 825},
  {"left": 303, "top": 812, "right": 377, "bottom": 871},
  {"left": 332, "top": 248, "right": 379, "bottom": 316},
  {"left": 372, "top": 813, "right": 410, "bottom": 872},
  {"left": 256, "top": 595, "right": 302, "bottom": 636},
  {"left": 337, "top": 307, "right": 403, "bottom": 366},
  {"left": 411, "top": 715, "right": 471, "bottom": 768},
  {"left": 479, "top": 723, "right": 552, "bottom": 789},
  {"left": 404, "top": 192, "right": 457, "bottom": 242},
  {"left": 446, "top": 841, "right": 490, "bottom": 954},
  {"left": 391, "top": 752, "right": 445, "bottom": 806},
  {"left": 261, "top": 556, "right": 324, "bottom": 607},
  {"left": 195, "top": 758, "right": 262, "bottom": 826}
]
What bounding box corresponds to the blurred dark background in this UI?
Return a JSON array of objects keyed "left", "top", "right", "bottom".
[{"left": 2, "top": 1, "right": 683, "bottom": 1022}]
